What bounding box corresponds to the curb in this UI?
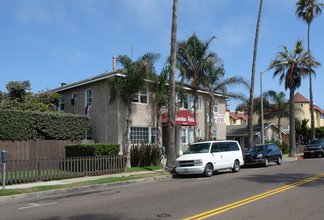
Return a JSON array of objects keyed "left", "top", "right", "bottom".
[{"left": 0, "top": 175, "right": 172, "bottom": 202}]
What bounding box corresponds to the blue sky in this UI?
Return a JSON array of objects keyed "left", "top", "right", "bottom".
[{"left": 1, "top": 0, "right": 323, "bottom": 110}]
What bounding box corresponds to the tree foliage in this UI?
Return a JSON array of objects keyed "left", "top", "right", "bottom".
[{"left": 1, "top": 81, "right": 61, "bottom": 112}]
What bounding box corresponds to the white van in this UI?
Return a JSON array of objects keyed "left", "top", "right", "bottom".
[{"left": 175, "top": 140, "right": 244, "bottom": 177}]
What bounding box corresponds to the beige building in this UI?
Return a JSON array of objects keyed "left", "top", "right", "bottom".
[
  {"left": 226, "top": 108, "right": 248, "bottom": 126},
  {"left": 252, "top": 92, "right": 324, "bottom": 130},
  {"left": 54, "top": 70, "right": 228, "bottom": 156}
]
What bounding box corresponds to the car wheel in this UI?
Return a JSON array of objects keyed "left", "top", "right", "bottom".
[
  {"left": 276, "top": 156, "right": 282, "bottom": 165},
  {"left": 203, "top": 163, "right": 213, "bottom": 177},
  {"left": 232, "top": 160, "right": 240, "bottom": 172},
  {"left": 264, "top": 158, "right": 269, "bottom": 167}
]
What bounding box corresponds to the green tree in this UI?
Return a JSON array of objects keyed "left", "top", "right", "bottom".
[
  {"left": 167, "top": 0, "right": 178, "bottom": 171},
  {"left": 109, "top": 53, "right": 160, "bottom": 167},
  {"left": 296, "top": 0, "right": 324, "bottom": 139},
  {"left": 6, "top": 80, "right": 31, "bottom": 102},
  {"left": 177, "top": 33, "right": 218, "bottom": 142},
  {"left": 248, "top": 0, "right": 264, "bottom": 149},
  {"left": 268, "top": 40, "right": 320, "bottom": 156},
  {"left": 203, "top": 62, "right": 249, "bottom": 140},
  {"left": 263, "top": 90, "right": 289, "bottom": 140}
]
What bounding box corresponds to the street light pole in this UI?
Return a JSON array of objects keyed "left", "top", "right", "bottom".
[{"left": 260, "top": 72, "right": 264, "bottom": 145}]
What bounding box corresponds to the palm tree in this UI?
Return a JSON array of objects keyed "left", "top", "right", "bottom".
[
  {"left": 268, "top": 40, "right": 320, "bottom": 156},
  {"left": 177, "top": 33, "right": 218, "bottom": 141},
  {"left": 167, "top": 0, "right": 178, "bottom": 171},
  {"left": 263, "top": 90, "right": 289, "bottom": 140},
  {"left": 248, "top": 0, "right": 264, "bottom": 150},
  {"left": 109, "top": 53, "right": 160, "bottom": 167},
  {"left": 203, "top": 62, "right": 249, "bottom": 140},
  {"left": 296, "top": 0, "right": 324, "bottom": 139},
  {"left": 151, "top": 66, "right": 169, "bottom": 148}
]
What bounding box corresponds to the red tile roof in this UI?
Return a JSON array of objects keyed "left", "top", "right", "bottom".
[
  {"left": 229, "top": 112, "right": 248, "bottom": 121},
  {"left": 294, "top": 92, "right": 310, "bottom": 103},
  {"left": 313, "top": 105, "right": 324, "bottom": 114}
]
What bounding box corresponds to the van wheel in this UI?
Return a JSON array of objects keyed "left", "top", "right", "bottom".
[
  {"left": 264, "top": 158, "right": 269, "bottom": 167},
  {"left": 277, "top": 156, "right": 282, "bottom": 165},
  {"left": 204, "top": 164, "right": 213, "bottom": 177},
  {"left": 232, "top": 160, "right": 240, "bottom": 172}
]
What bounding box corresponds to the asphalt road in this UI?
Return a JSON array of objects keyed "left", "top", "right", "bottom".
[{"left": 1, "top": 158, "right": 323, "bottom": 220}]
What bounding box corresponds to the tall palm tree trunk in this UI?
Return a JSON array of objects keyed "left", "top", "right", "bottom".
[
  {"left": 193, "top": 87, "right": 198, "bottom": 142},
  {"left": 289, "top": 89, "right": 296, "bottom": 156},
  {"left": 308, "top": 23, "right": 315, "bottom": 139},
  {"left": 208, "top": 93, "right": 214, "bottom": 140},
  {"left": 248, "top": 0, "right": 264, "bottom": 149},
  {"left": 167, "top": 0, "right": 178, "bottom": 171},
  {"left": 125, "top": 101, "right": 132, "bottom": 167}
]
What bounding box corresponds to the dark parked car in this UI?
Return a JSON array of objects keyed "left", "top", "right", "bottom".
[
  {"left": 244, "top": 144, "right": 282, "bottom": 167},
  {"left": 303, "top": 139, "right": 324, "bottom": 158}
]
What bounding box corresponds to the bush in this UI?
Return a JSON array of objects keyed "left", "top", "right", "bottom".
[
  {"left": 130, "top": 143, "right": 162, "bottom": 167},
  {"left": 65, "top": 144, "right": 120, "bottom": 157},
  {"left": 0, "top": 109, "right": 89, "bottom": 140}
]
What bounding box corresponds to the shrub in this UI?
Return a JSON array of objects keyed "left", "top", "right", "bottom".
[
  {"left": 0, "top": 109, "right": 89, "bottom": 141},
  {"left": 65, "top": 143, "right": 120, "bottom": 157},
  {"left": 130, "top": 143, "right": 162, "bottom": 167}
]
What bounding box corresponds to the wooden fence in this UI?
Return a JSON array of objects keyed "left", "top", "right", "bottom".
[
  {"left": 0, "top": 140, "right": 93, "bottom": 160},
  {"left": 0, "top": 155, "right": 125, "bottom": 185}
]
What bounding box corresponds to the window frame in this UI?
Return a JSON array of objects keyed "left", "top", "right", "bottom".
[
  {"left": 59, "top": 95, "right": 65, "bottom": 112},
  {"left": 85, "top": 89, "right": 92, "bottom": 106},
  {"left": 133, "top": 87, "right": 149, "bottom": 104}
]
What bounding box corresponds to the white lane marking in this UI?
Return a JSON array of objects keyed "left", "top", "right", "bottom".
[{"left": 18, "top": 202, "right": 57, "bottom": 210}]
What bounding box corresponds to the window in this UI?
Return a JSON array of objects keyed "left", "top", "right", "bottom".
[
  {"left": 151, "top": 128, "right": 157, "bottom": 144},
  {"left": 198, "top": 96, "right": 202, "bottom": 111},
  {"left": 188, "top": 95, "right": 194, "bottom": 110},
  {"left": 72, "top": 92, "right": 78, "bottom": 100},
  {"left": 188, "top": 129, "right": 194, "bottom": 144},
  {"left": 212, "top": 130, "right": 217, "bottom": 141},
  {"left": 130, "top": 127, "right": 157, "bottom": 144},
  {"left": 71, "top": 92, "right": 77, "bottom": 105},
  {"left": 85, "top": 89, "right": 92, "bottom": 106},
  {"left": 133, "top": 88, "right": 148, "bottom": 104},
  {"left": 181, "top": 129, "right": 187, "bottom": 144},
  {"left": 176, "top": 93, "right": 188, "bottom": 109},
  {"left": 86, "top": 129, "right": 92, "bottom": 140},
  {"left": 233, "top": 119, "right": 237, "bottom": 125},
  {"left": 197, "top": 129, "right": 201, "bottom": 138},
  {"left": 321, "top": 113, "right": 324, "bottom": 119},
  {"left": 213, "top": 99, "right": 219, "bottom": 113},
  {"left": 301, "top": 103, "right": 304, "bottom": 108},
  {"left": 59, "top": 95, "right": 65, "bottom": 112}
]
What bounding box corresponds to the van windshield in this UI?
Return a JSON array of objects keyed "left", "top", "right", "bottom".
[{"left": 184, "top": 143, "right": 210, "bottom": 154}]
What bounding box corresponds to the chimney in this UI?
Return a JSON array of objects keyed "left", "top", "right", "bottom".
[
  {"left": 61, "top": 83, "right": 67, "bottom": 87},
  {"left": 113, "top": 56, "right": 116, "bottom": 72}
]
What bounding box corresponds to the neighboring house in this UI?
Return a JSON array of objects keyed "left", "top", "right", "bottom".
[
  {"left": 226, "top": 109, "right": 248, "bottom": 125},
  {"left": 53, "top": 66, "right": 228, "bottom": 156},
  {"left": 252, "top": 92, "right": 324, "bottom": 129},
  {"left": 226, "top": 123, "right": 281, "bottom": 151}
]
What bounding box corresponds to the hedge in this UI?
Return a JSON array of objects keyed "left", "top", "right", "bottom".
[
  {"left": 65, "top": 144, "right": 120, "bottom": 157},
  {"left": 0, "top": 109, "right": 89, "bottom": 141}
]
